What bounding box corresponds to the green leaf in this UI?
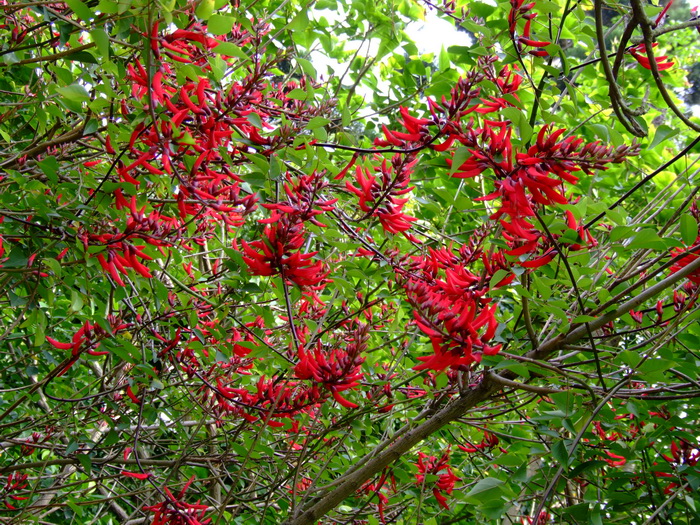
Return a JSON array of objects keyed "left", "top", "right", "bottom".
[
  {"left": 296, "top": 58, "right": 317, "bottom": 79},
  {"left": 439, "top": 46, "right": 450, "bottom": 71},
  {"left": 449, "top": 147, "right": 470, "bottom": 175},
  {"left": 551, "top": 440, "right": 570, "bottom": 466},
  {"left": 215, "top": 41, "right": 248, "bottom": 60},
  {"left": 103, "top": 430, "right": 120, "bottom": 447},
  {"left": 77, "top": 453, "right": 92, "bottom": 471},
  {"left": 627, "top": 228, "right": 667, "bottom": 250},
  {"left": 70, "top": 290, "right": 84, "bottom": 312},
  {"left": 649, "top": 124, "right": 678, "bottom": 150},
  {"left": 34, "top": 326, "right": 46, "bottom": 347},
  {"left": 680, "top": 214, "right": 699, "bottom": 246},
  {"left": 195, "top": 0, "right": 215, "bottom": 19},
  {"left": 468, "top": 0, "right": 496, "bottom": 18},
  {"left": 289, "top": 9, "right": 309, "bottom": 31},
  {"left": 65, "top": 0, "right": 93, "bottom": 20},
  {"left": 67, "top": 50, "right": 98, "bottom": 64},
  {"left": 208, "top": 14, "right": 235, "bottom": 35},
  {"left": 307, "top": 117, "right": 330, "bottom": 130},
  {"left": 536, "top": 0, "right": 560, "bottom": 14},
  {"left": 38, "top": 156, "right": 60, "bottom": 183},
  {"left": 246, "top": 112, "right": 262, "bottom": 129},
  {"left": 56, "top": 84, "right": 90, "bottom": 104},
  {"left": 90, "top": 28, "right": 110, "bottom": 58},
  {"left": 466, "top": 477, "right": 504, "bottom": 497},
  {"left": 286, "top": 88, "right": 308, "bottom": 100}
]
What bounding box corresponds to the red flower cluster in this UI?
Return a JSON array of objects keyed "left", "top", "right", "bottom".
[
  {"left": 143, "top": 476, "right": 210, "bottom": 525},
  {"left": 447, "top": 122, "right": 637, "bottom": 267},
  {"left": 91, "top": 22, "right": 331, "bottom": 287},
  {"left": 670, "top": 243, "right": 700, "bottom": 284},
  {"left": 213, "top": 375, "right": 320, "bottom": 425},
  {"left": 476, "top": 60, "right": 523, "bottom": 114},
  {"left": 86, "top": 199, "right": 176, "bottom": 285},
  {"left": 240, "top": 212, "right": 327, "bottom": 287},
  {"left": 345, "top": 154, "right": 419, "bottom": 238},
  {"left": 262, "top": 171, "right": 338, "bottom": 227},
  {"left": 294, "top": 322, "right": 369, "bottom": 408},
  {"left": 650, "top": 438, "right": 700, "bottom": 494},
  {"left": 522, "top": 511, "right": 553, "bottom": 524},
  {"left": 46, "top": 316, "right": 131, "bottom": 375},
  {"left": 509, "top": 0, "right": 551, "bottom": 57},
  {"left": 373, "top": 106, "right": 433, "bottom": 147},
  {"left": 415, "top": 449, "right": 461, "bottom": 509},
  {"left": 399, "top": 239, "right": 507, "bottom": 372},
  {"left": 2, "top": 473, "right": 28, "bottom": 510},
  {"left": 19, "top": 428, "right": 54, "bottom": 456},
  {"left": 663, "top": 439, "right": 700, "bottom": 467},
  {"left": 358, "top": 471, "right": 396, "bottom": 523},
  {"left": 458, "top": 430, "right": 500, "bottom": 453}
]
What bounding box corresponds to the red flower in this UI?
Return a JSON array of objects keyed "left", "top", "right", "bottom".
[
  {"left": 415, "top": 449, "right": 461, "bottom": 509},
  {"left": 2, "top": 473, "right": 29, "bottom": 510},
  {"left": 294, "top": 323, "right": 368, "bottom": 408},
  {"left": 261, "top": 171, "right": 337, "bottom": 227},
  {"left": 240, "top": 213, "right": 327, "bottom": 287},
  {"left": 143, "top": 476, "right": 211, "bottom": 525},
  {"left": 46, "top": 317, "right": 131, "bottom": 375},
  {"left": 603, "top": 450, "right": 627, "bottom": 467},
  {"left": 670, "top": 243, "right": 700, "bottom": 284},
  {"left": 628, "top": 43, "right": 674, "bottom": 71},
  {"left": 654, "top": 1, "right": 673, "bottom": 27},
  {"left": 459, "top": 431, "right": 499, "bottom": 453},
  {"left": 121, "top": 470, "right": 152, "bottom": 480},
  {"left": 397, "top": 241, "right": 505, "bottom": 372},
  {"left": 345, "top": 154, "right": 419, "bottom": 239}
]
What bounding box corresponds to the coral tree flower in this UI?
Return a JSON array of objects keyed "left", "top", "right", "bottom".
[
  {"left": 240, "top": 213, "right": 327, "bottom": 287},
  {"left": 670, "top": 241, "right": 700, "bottom": 284},
  {"left": 628, "top": 43, "right": 674, "bottom": 71},
  {"left": 143, "top": 476, "right": 211, "bottom": 525},
  {"left": 415, "top": 449, "right": 461, "bottom": 509}
]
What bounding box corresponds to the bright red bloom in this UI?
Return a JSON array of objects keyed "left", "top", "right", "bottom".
[
  {"left": 670, "top": 244, "right": 700, "bottom": 284},
  {"left": 415, "top": 449, "right": 461, "bottom": 509},
  {"left": 654, "top": 1, "right": 673, "bottom": 27},
  {"left": 2, "top": 473, "right": 29, "bottom": 510},
  {"left": 628, "top": 43, "right": 674, "bottom": 71},
  {"left": 261, "top": 171, "right": 337, "bottom": 227},
  {"left": 459, "top": 431, "right": 499, "bottom": 453},
  {"left": 603, "top": 450, "right": 627, "bottom": 467},
  {"left": 294, "top": 323, "right": 368, "bottom": 408},
  {"left": 46, "top": 317, "right": 131, "bottom": 375},
  {"left": 345, "top": 154, "right": 419, "bottom": 239},
  {"left": 121, "top": 470, "right": 152, "bottom": 480},
  {"left": 240, "top": 213, "right": 327, "bottom": 287},
  {"left": 664, "top": 440, "right": 700, "bottom": 467},
  {"left": 358, "top": 471, "right": 396, "bottom": 524},
  {"left": 399, "top": 241, "right": 505, "bottom": 372},
  {"left": 476, "top": 63, "right": 523, "bottom": 114},
  {"left": 143, "top": 476, "right": 211, "bottom": 525}
]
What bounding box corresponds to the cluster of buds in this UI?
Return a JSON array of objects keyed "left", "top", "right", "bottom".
[{"left": 508, "top": 0, "right": 551, "bottom": 57}]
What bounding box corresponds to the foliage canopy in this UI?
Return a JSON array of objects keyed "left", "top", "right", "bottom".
[{"left": 1, "top": 0, "right": 700, "bottom": 524}]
